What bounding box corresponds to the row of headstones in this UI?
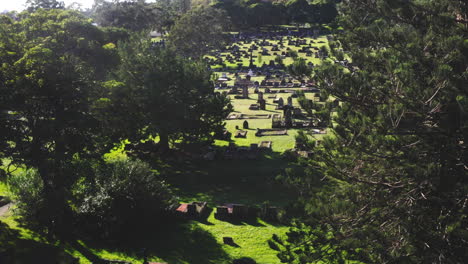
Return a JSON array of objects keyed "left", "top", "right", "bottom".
[{"left": 215, "top": 204, "right": 280, "bottom": 221}]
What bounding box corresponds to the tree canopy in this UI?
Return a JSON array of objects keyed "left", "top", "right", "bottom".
[{"left": 274, "top": 0, "right": 468, "bottom": 263}]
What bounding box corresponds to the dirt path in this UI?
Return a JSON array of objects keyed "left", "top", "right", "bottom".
[{"left": 0, "top": 203, "right": 11, "bottom": 217}]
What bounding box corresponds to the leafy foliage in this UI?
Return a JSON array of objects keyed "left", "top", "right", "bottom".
[
  {"left": 168, "top": 6, "right": 230, "bottom": 58},
  {"left": 74, "top": 158, "right": 176, "bottom": 239},
  {"left": 279, "top": 0, "right": 468, "bottom": 263}
]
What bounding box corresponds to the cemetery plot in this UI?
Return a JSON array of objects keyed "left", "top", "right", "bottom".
[{"left": 255, "top": 129, "right": 288, "bottom": 137}]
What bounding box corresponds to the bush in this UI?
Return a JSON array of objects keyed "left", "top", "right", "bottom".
[
  {"left": 8, "top": 168, "right": 47, "bottom": 233},
  {"left": 75, "top": 158, "right": 176, "bottom": 238}
]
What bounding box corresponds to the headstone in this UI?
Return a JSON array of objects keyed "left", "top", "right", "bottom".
[
  {"left": 258, "top": 99, "right": 266, "bottom": 110},
  {"left": 285, "top": 109, "right": 293, "bottom": 128},
  {"left": 287, "top": 96, "right": 293, "bottom": 107},
  {"left": 258, "top": 92, "right": 264, "bottom": 102},
  {"left": 265, "top": 87, "right": 271, "bottom": 93},
  {"left": 242, "top": 86, "right": 249, "bottom": 98},
  {"left": 243, "top": 120, "right": 249, "bottom": 129},
  {"left": 278, "top": 97, "right": 284, "bottom": 107}
]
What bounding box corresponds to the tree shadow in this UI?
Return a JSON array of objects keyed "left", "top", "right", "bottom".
[
  {"left": 0, "top": 221, "right": 78, "bottom": 264},
  {"left": 78, "top": 219, "right": 231, "bottom": 264},
  {"left": 216, "top": 217, "right": 266, "bottom": 227}
]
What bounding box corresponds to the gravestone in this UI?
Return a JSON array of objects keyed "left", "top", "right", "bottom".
[
  {"left": 285, "top": 108, "right": 293, "bottom": 128},
  {"left": 257, "top": 92, "right": 264, "bottom": 102},
  {"left": 278, "top": 97, "right": 284, "bottom": 107},
  {"left": 258, "top": 99, "right": 266, "bottom": 110},
  {"left": 287, "top": 96, "right": 293, "bottom": 107},
  {"left": 242, "top": 86, "right": 249, "bottom": 98},
  {"left": 243, "top": 120, "right": 249, "bottom": 129},
  {"left": 265, "top": 87, "right": 271, "bottom": 93}
]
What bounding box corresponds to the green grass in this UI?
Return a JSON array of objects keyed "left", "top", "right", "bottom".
[
  {"left": 208, "top": 36, "right": 331, "bottom": 69},
  {"left": 197, "top": 213, "right": 288, "bottom": 264},
  {"left": 215, "top": 89, "right": 326, "bottom": 153}
]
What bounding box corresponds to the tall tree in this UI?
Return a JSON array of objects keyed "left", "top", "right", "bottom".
[
  {"left": 274, "top": 0, "right": 468, "bottom": 263},
  {"left": 97, "top": 35, "right": 232, "bottom": 151},
  {"left": 168, "top": 6, "right": 230, "bottom": 58},
  {"left": 92, "top": 0, "right": 162, "bottom": 32},
  {"left": 0, "top": 9, "right": 114, "bottom": 237}
]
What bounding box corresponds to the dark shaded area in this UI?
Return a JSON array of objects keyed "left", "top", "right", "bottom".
[
  {"left": 159, "top": 147, "right": 297, "bottom": 207},
  {"left": 233, "top": 257, "right": 257, "bottom": 264},
  {"left": 0, "top": 221, "right": 78, "bottom": 264},
  {"left": 77, "top": 218, "right": 230, "bottom": 264}
]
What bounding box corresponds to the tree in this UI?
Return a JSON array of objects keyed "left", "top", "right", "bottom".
[
  {"left": 74, "top": 158, "right": 176, "bottom": 238},
  {"left": 287, "top": 58, "right": 312, "bottom": 82},
  {"left": 26, "top": 0, "right": 65, "bottom": 11},
  {"left": 277, "top": 0, "right": 468, "bottom": 263},
  {"left": 168, "top": 6, "right": 230, "bottom": 58},
  {"left": 0, "top": 9, "right": 114, "bottom": 237},
  {"left": 98, "top": 35, "right": 232, "bottom": 151},
  {"left": 92, "top": 0, "right": 160, "bottom": 32},
  {"left": 286, "top": 0, "right": 312, "bottom": 24}
]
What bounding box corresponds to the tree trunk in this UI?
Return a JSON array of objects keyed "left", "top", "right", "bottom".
[{"left": 159, "top": 131, "right": 169, "bottom": 152}]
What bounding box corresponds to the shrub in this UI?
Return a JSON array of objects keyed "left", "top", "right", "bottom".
[{"left": 75, "top": 158, "right": 176, "bottom": 238}]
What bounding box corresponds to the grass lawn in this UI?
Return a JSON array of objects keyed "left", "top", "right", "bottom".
[{"left": 214, "top": 88, "right": 327, "bottom": 153}]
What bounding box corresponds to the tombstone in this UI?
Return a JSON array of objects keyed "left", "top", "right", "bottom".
[
  {"left": 285, "top": 109, "right": 293, "bottom": 128},
  {"left": 287, "top": 96, "right": 293, "bottom": 107},
  {"left": 216, "top": 206, "right": 229, "bottom": 219},
  {"left": 257, "top": 92, "right": 264, "bottom": 102},
  {"left": 248, "top": 69, "right": 254, "bottom": 76},
  {"left": 258, "top": 99, "right": 266, "bottom": 110},
  {"left": 254, "top": 86, "right": 259, "bottom": 93},
  {"left": 242, "top": 86, "right": 249, "bottom": 98},
  {"left": 250, "top": 143, "right": 258, "bottom": 151},
  {"left": 278, "top": 97, "right": 284, "bottom": 107},
  {"left": 265, "top": 87, "right": 271, "bottom": 93},
  {"left": 187, "top": 204, "right": 197, "bottom": 215},
  {"left": 221, "top": 72, "right": 228, "bottom": 79},
  {"left": 223, "top": 237, "right": 235, "bottom": 245},
  {"left": 243, "top": 120, "right": 249, "bottom": 129},
  {"left": 245, "top": 75, "right": 251, "bottom": 81}
]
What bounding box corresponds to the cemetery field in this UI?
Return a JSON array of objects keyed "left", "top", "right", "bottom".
[
  {"left": 214, "top": 87, "right": 328, "bottom": 152},
  {"left": 0, "top": 31, "right": 335, "bottom": 264},
  {"left": 207, "top": 35, "right": 331, "bottom": 69}
]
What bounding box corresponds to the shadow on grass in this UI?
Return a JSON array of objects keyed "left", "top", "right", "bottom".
[
  {"left": 161, "top": 148, "right": 296, "bottom": 207},
  {"left": 0, "top": 221, "right": 78, "bottom": 264},
  {"left": 192, "top": 207, "right": 215, "bottom": 225},
  {"left": 216, "top": 217, "right": 266, "bottom": 227},
  {"left": 78, "top": 218, "right": 231, "bottom": 264}
]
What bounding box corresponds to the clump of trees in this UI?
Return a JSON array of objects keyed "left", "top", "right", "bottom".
[
  {"left": 273, "top": 0, "right": 468, "bottom": 263},
  {"left": 213, "top": 0, "right": 338, "bottom": 28},
  {"left": 0, "top": 5, "right": 230, "bottom": 241}
]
